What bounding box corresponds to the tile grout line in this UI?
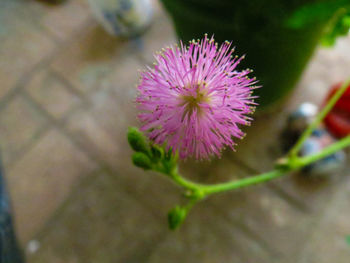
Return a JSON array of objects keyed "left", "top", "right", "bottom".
[
  {"left": 207, "top": 202, "right": 282, "bottom": 259},
  {"left": 29, "top": 168, "right": 173, "bottom": 263},
  {"left": 21, "top": 88, "right": 166, "bottom": 222},
  {"left": 296, "top": 171, "right": 350, "bottom": 263},
  {"left": 229, "top": 154, "right": 310, "bottom": 213},
  {"left": 4, "top": 124, "right": 51, "bottom": 171},
  {"left": 0, "top": 18, "right": 98, "bottom": 169},
  {"left": 48, "top": 68, "right": 90, "bottom": 101},
  {"left": 21, "top": 90, "right": 173, "bottom": 248},
  {"left": 29, "top": 168, "right": 104, "bottom": 242},
  {"left": 0, "top": 17, "right": 96, "bottom": 111},
  {"left": 207, "top": 214, "right": 273, "bottom": 263}
]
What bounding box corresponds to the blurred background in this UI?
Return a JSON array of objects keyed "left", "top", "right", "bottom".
[{"left": 0, "top": 0, "right": 350, "bottom": 262}]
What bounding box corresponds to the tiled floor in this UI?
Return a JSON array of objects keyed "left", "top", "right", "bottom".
[{"left": 1, "top": 0, "right": 350, "bottom": 262}]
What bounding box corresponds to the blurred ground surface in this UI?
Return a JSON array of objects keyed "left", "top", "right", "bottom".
[{"left": 0, "top": 0, "right": 350, "bottom": 262}]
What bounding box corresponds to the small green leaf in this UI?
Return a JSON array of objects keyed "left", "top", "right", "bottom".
[
  {"left": 127, "top": 127, "right": 150, "bottom": 154},
  {"left": 132, "top": 152, "right": 152, "bottom": 170},
  {"left": 168, "top": 206, "right": 187, "bottom": 230}
]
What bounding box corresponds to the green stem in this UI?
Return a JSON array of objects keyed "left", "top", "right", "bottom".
[
  {"left": 200, "top": 169, "right": 287, "bottom": 195},
  {"left": 168, "top": 134, "right": 350, "bottom": 196},
  {"left": 289, "top": 78, "right": 350, "bottom": 158},
  {"left": 170, "top": 169, "right": 207, "bottom": 191}
]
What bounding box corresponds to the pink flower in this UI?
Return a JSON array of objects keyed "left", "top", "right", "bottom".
[{"left": 136, "top": 35, "right": 258, "bottom": 160}]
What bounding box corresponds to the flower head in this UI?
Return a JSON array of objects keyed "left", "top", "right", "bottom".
[{"left": 136, "top": 35, "right": 258, "bottom": 159}]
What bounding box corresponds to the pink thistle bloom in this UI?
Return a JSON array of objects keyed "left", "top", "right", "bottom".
[{"left": 136, "top": 35, "right": 258, "bottom": 160}]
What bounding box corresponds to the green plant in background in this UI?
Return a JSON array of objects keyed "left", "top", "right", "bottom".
[
  {"left": 287, "top": 0, "right": 350, "bottom": 46},
  {"left": 322, "top": 11, "right": 350, "bottom": 46},
  {"left": 128, "top": 36, "right": 350, "bottom": 230}
]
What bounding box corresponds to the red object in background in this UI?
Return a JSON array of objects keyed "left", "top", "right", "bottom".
[{"left": 324, "top": 83, "right": 350, "bottom": 138}]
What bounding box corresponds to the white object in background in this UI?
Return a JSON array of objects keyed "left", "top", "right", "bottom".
[
  {"left": 27, "top": 240, "right": 41, "bottom": 254},
  {"left": 88, "top": 0, "right": 153, "bottom": 37}
]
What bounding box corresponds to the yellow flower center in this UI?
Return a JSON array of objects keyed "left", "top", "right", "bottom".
[{"left": 179, "top": 83, "right": 210, "bottom": 120}]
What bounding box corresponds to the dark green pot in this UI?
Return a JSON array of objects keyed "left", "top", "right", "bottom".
[{"left": 160, "top": 0, "right": 331, "bottom": 108}]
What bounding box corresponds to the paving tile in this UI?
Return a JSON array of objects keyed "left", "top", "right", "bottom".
[
  {"left": 26, "top": 171, "right": 168, "bottom": 263},
  {"left": 180, "top": 157, "right": 320, "bottom": 261},
  {"left": 86, "top": 82, "right": 139, "bottom": 147},
  {"left": 50, "top": 22, "right": 141, "bottom": 94},
  {"left": 64, "top": 107, "right": 122, "bottom": 169},
  {"left": 25, "top": 69, "right": 82, "bottom": 120},
  {"left": 64, "top": 100, "right": 181, "bottom": 217},
  {"left": 148, "top": 201, "right": 273, "bottom": 263},
  {"left": 17, "top": 0, "right": 91, "bottom": 42},
  {"left": 0, "top": 94, "right": 47, "bottom": 166},
  {"left": 0, "top": 8, "right": 55, "bottom": 100},
  {"left": 207, "top": 182, "right": 319, "bottom": 262},
  {"left": 298, "top": 172, "right": 350, "bottom": 263},
  {"left": 6, "top": 128, "right": 97, "bottom": 243}
]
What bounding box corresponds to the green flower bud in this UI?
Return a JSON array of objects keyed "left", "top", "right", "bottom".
[
  {"left": 168, "top": 206, "right": 187, "bottom": 230},
  {"left": 127, "top": 127, "right": 149, "bottom": 154},
  {"left": 132, "top": 152, "right": 152, "bottom": 170}
]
